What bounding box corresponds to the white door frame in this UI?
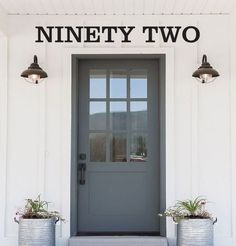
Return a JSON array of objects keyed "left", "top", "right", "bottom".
[{"left": 61, "top": 47, "right": 176, "bottom": 243}]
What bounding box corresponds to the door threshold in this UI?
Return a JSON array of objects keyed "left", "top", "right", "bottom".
[
  {"left": 69, "top": 236, "right": 168, "bottom": 246},
  {"left": 77, "top": 232, "right": 160, "bottom": 236}
]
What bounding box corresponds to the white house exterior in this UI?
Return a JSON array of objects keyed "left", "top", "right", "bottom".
[{"left": 0, "top": 1, "right": 236, "bottom": 246}]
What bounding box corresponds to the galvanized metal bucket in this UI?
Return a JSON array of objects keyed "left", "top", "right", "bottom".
[
  {"left": 15, "top": 218, "right": 56, "bottom": 246},
  {"left": 177, "top": 218, "right": 216, "bottom": 246}
]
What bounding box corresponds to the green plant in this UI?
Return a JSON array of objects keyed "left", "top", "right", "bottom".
[
  {"left": 16, "top": 195, "right": 64, "bottom": 221},
  {"left": 159, "top": 197, "right": 213, "bottom": 223}
]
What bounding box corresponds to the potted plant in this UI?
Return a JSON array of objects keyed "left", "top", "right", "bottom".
[
  {"left": 14, "top": 195, "right": 64, "bottom": 246},
  {"left": 160, "top": 197, "right": 217, "bottom": 246}
]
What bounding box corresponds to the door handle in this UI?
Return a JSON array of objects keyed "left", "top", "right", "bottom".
[{"left": 78, "top": 163, "right": 86, "bottom": 185}]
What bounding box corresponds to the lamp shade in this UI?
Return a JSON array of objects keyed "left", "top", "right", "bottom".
[
  {"left": 21, "top": 55, "right": 48, "bottom": 84},
  {"left": 192, "top": 54, "right": 219, "bottom": 83}
]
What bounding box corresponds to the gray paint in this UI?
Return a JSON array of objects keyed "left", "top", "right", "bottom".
[
  {"left": 71, "top": 54, "right": 166, "bottom": 236},
  {"left": 71, "top": 56, "right": 79, "bottom": 236},
  {"left": 159, "top": 55, "right": 166, "bottom": 236}
]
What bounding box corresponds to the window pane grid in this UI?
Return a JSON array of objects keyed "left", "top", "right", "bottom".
[{"left": 88, "top": 69, "right": 148, "bottom": 163}]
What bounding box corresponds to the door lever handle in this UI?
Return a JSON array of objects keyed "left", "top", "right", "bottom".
[{"left": 78, "top": 163, "right": 86, "bottom": 185}]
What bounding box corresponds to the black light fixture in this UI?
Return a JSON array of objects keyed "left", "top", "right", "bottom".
[
  {"left": 21, "top": 55, "right": 48, "bottom": 84},
  {"left": 192, "top": 54, "right": 219, "bottom": 83}
]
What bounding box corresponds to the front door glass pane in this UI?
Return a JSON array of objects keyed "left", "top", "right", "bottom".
[
  {"left": 130, "top": 70, "right": 147, "bottom": 98},
  {"left": 110, "top": 102, "right": 127, "bottom": 130},
  {"left": 90, "top": 133, "right": 106, "bottom": 162},
  {"left": 110, "top": 70, "right": 127, "bottom": 98},
  {"left": 130, "top": 101, "right": 147, "bottom": 130},
  {"left": 90, "top": 70, "right": 106, "bottom": 98},
  {"left": 89, "top": 102, "right": 106, "bottom": 130},
  {"left": 110, "top": 133, "right": 127, "bottom": 162},
  {"left": 130, "top": 133, "right": 148, "bottom": 162}
]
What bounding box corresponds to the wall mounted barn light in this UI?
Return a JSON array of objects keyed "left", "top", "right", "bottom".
[
  {"left": 192, "top": 54, "right": 219, "bottom": 83},
  {"left": 21, "top": 55, "right": 48, "bottom": 84}
]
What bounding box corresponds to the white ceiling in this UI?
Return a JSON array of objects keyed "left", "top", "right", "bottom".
[{"left": 0, "top": 0, "right": 234, "bottom": 15}]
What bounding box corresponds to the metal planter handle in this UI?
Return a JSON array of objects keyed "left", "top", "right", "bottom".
[
  {"left": 213, "top": 217, "right": 217, "bottom": 225},
  {"left": 172, "top": 217, "right": 178, "bottom": 223},
  {"left": 55, "top": 218, "right": 59, "bottom": 224},
  {"left": 14, "top": 217, "right": 19, "bottom": 224}
]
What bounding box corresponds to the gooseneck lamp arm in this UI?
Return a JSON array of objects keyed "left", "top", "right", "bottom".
[
  {"left": 34, "top": 55, "right": 38, "bottom": 64},
  {"left": 202, "top": 54, "right": 207, "bottom": 64}
]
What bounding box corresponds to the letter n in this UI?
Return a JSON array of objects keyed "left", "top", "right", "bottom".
[{"left": 35, "top": 26, "right": 54, "bottom": 43}]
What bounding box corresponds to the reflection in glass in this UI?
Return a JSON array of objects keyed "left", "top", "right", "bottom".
[
  {"left": 110, "top": 133, "right": 127, "bottom": 162},
  {"left": 110, "top": 71, "right": 127, "bottom": 98},
  {"left": 130, "top": 133, "right": 147, "bottom": 162},
  {"left": 89, "top": 102, "right": 106, "bottom": 130},
  {"left": 90, "top": 133, "right": 106, "bottom": 162},
  {"left": 130, "top": 102, "right": 147, "bottom": 130},
  {"left": 130, "top": 70, "right": 147, "bottom": 98},
  {"left": 110, "top": 102, "right": 127, "bottom": 130},
  {"left": 90, "top": 70, "right": 106, "bottom": 98}
]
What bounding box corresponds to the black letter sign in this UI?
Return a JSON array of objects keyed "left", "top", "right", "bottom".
[
  {"left": 143, "top": 26, "right": 158, "bottom": 42},
  {"left": 182, "top": 26, "right": 200, "bottom": 43},
  {"left": 35, "top": 26, "right": 54, "bottom": 42}
]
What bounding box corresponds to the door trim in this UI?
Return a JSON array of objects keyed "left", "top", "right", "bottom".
[
  {"left": 60, "top": 47, "right": 175, "bottom": 240},
  {"left": 71, "top": 54, "right": 168, "bottom": 237}
]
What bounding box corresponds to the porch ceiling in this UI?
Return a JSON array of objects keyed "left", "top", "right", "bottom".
[{"left": 0, "top": 0, "right": 234, "bottom": 16}]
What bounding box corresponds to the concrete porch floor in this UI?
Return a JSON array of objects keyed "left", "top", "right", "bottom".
[{"left": 69, "top": 236, "right": 168, "bottom": 246}]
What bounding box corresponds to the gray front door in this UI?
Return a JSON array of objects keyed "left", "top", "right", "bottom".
[{"left": 77, "top": 59, "right": 160, "bottom": 234}]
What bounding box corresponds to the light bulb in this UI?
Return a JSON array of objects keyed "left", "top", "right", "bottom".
[
  {"left": 28, "top": 74, "right": 41, "bottom": 84},
  {"left": 199, "top": 73, "right": 213, "bottom": 83}
]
